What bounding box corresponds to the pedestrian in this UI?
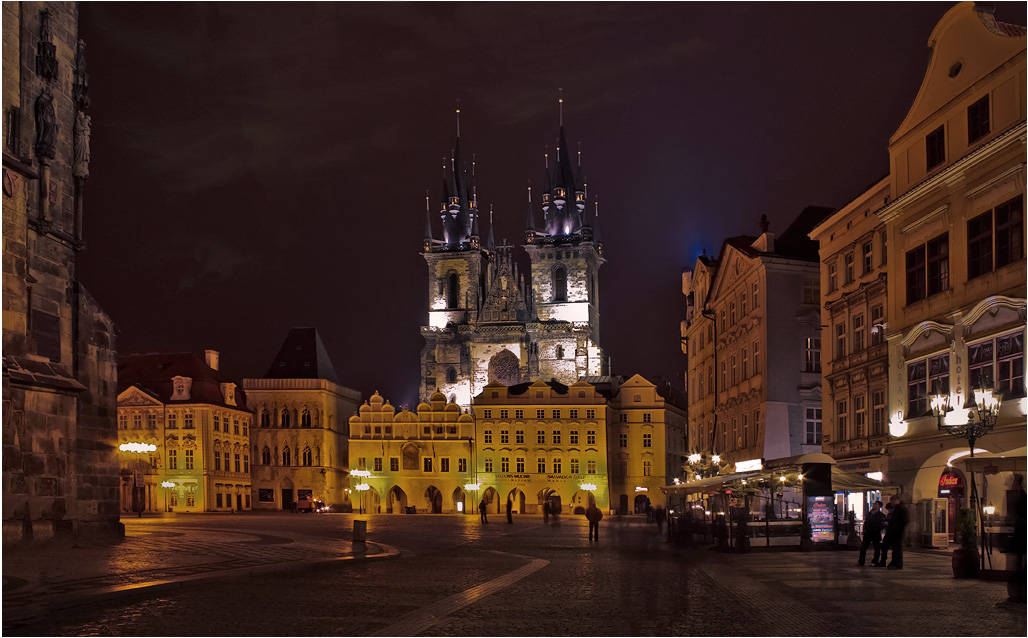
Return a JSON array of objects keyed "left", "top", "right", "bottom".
[
  {"left": 858, "top": 500, "right": 885, "bottom": 566},
  {"left": 876, "top": 501, "right": 895, "bottom": 566},
  {"left": 543, "top": 500, "right": 550, "bottom": 524},
  {"left": 655, "top": 506, "right": 667, "bottom": 533},
  {"left": 479, "top": 498, "right": 488, "bottom": 524},
  {"left": 586, "top": 502, "right": 603, "bottom": 541},
  {"left": 997, "top": 473, "right": 1026, "bottom": 608},
  {"left": 645, "top": 501, "right": 654, "bottom": 523},
  {"left": 506, "top": 498, "right": 513, "bottom": 524},
  {"left": 886, "top": 495, "right": 909, "bottom": 569}
]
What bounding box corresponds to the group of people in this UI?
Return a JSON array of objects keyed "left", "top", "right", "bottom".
[{"left": 857, "top": 494, "right": 910, "bottom": 569}]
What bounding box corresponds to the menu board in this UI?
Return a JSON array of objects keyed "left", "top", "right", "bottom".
[{"left": 807, "top": 496, "right": 836, "bottom": 543}]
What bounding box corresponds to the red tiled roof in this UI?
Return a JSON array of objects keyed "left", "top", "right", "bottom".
[{"left": 118, "top": 352, "right": 249, "bottom": 410}]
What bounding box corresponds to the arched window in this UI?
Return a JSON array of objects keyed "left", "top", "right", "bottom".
[
  {"left": 447, "top": 272, "right": 460, "bottom": 309},
  {"left": 555, "top": 345, "right": 564, "bottom": 359},
  {"left": 260, "top": 411, "right": 269, "bottom": 428},
  {"left": 315, "top": 447, "right": 321, "bottom": 466},
  {"left": 446, "top": 367, "right": 457, "bottom": 384},
  {"left": 553, "top": 266, "right": 567, "bottom": 302},
  {"left": 281, "top": 409, "right": 290, "bottom": 428},
  {"left": 301, "top": 409, "right": 311, "bottom": 428},
  {"left": 261, "top": 446, "right": 271, "bottom": 465},
  {"left": 282, "top": 447, "right": 291, "bottom": 466},
  {"left": 302, "top": 447, "right": 312, "bottom": 466}
]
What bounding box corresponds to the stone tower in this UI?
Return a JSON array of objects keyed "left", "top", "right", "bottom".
[{"left": 420, "top": 106, "right": 607, "bottom": 411}]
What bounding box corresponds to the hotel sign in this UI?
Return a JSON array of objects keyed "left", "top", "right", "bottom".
[{"left": 735, "top": 459, "right": 763, "bottom": 473}]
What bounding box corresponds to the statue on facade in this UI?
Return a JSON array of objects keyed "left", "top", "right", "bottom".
[
  {"left": 73, "top": 40, "right": 90, "bottom": 109},
  {"left": 73, "top": 111, "right": 91, "bottom": 179},
  {"left": 34, "top": 89, "right": 57, "bottom": 161}
]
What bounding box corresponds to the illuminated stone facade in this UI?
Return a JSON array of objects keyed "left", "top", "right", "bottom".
[
  {"left": 348, "top": 391, "right": 476, "bottom": 514},
  {"left": 870, "top": 4, "right": 1026, "bottom": 510},
  {"left": 421, "top": 118, "right": 606, "bottom": 410},
  {"left": 243, "top": 328, "right": 361, "bottom": 511},
  {"left": 809, "top": 177, "right": 891, "bottom": 475},
  {"left": 681, "top": 209, "right": 831, "bottom": 471},
  {"left": 3, "top": 3, "right": 121, "bottom": 545},
  {"left": 118, "top": 351, "right": 253, "bottom": 513}
]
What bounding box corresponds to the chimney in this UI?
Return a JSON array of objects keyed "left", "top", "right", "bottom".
[{"left": 205, "top": 349, "right": 220, "bottom": 371}]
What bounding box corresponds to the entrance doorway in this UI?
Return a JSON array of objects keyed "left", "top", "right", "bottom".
[
  {"left": 938, "top": 467, "right": 966, "bottom": 543},
  {"left": 425, "top": 486, "right": 443, "bottom": 513}
]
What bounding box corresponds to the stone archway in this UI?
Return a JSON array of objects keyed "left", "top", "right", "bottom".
[
  {"left": 388, "top": 486, "right": 408, "bottom": 514},
  {"left": 571, "top": 489, "right": 596, "bottom": 515},
  {"left": 488, "top": 350, "right": 520, "bottom": 386},
  {"left": 507, "top": 488, "right": 526, "bottom": 514},
  {"left": 482, "top": 486, "right": 500, "bottom": 513},
  {"left": 425, "top": 486, "right": 443, "bottom": 513},
  {"left": 452, "top": 487, "right": 467, "bottom": 513},
  {"left": 538, "top": 488, "right": 562, "bottom": 514}
]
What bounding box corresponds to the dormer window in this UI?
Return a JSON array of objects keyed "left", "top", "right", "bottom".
[
  {"left": 221, "top": 382, "right": 237, "bottom": 406},
  {"left": 171, "top": 376, "right": 192, "bottom": 401}
]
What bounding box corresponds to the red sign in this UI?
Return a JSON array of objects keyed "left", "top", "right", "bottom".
[{"left": 939, "top": 474, "right": 960, "bottom": 488}]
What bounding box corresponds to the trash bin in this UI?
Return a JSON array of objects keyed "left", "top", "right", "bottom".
[
  {"left": 353, "top": 519, "right": 367, "bottom": 542},
  {"left": 405, "top": 506, "right": 417, "bottom": 514}
]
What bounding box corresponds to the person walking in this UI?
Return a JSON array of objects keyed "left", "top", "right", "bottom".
[
  {"left": 858, "top": 500, "right": 885, "bottom": 566},
  {"left": 543, "top": 500, "right": 550, "bottom": 524},
  {"left": 586, "top": 502, "right": 603, "bottom": 541},
  {"left": 886, "top": 495, "right": 909, "bottom": 569},
  {"left": 876, "top": 501, "right": 895, "bottom": 567},
  {"left": 997, "top": 473, "right": 1026, "bottom": 608},
  {"left": 506, "top": 498, "right": 514, "bottom": 524},
  {"left": 479, "top": 498, "right": 488, "bottom": 524}
]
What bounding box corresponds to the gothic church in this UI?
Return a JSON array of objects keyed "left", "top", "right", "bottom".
[{"left": 421, "top": 109, "right": 608, "bottom": 409}]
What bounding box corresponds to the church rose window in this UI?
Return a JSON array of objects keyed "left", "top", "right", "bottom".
[{"left": 489, "top": 350, "right": 520, "bottom": 386}]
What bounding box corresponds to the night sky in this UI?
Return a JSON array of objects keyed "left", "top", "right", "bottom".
[{"left": 76, "top": 2, "right": 1026, "bottom": 406}]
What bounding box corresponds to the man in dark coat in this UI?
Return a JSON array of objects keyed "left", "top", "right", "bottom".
[
  {"left": 586, "top": 503, "right": 603, "bottom": 541},
  {"left": 886, "top": 495, "right": 910, "bottom": 569},
  {"left": 858, "top": 500, "right": 885, "bottom": 566},
  {"left": 506, "top": 498, "right": 514, "bottom": 524},
  {"left": 479, "top": 498, "right": 488, "bottom": 524}
]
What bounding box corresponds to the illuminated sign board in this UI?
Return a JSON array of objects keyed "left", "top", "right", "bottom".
[{"left": 735, "top": 459, "right": 763, "bottom": 473}]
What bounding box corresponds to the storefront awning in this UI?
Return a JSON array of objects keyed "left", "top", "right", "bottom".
[
  {"left": 764, "top": 452, "right": 837, "bottom": 469},
  {"left": 958, "top": 449, "right": 1027, "bottom": 473},
  {"left": 662, "top": 471, "right": 761, "bottom": 494},
  {"left": 831, "top": 468, "right": 893, "bottom": 493}
]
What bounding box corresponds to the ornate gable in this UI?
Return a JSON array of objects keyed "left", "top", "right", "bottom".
[
  {"left": 118, "top": 386, "right": 164, "bottom": 408},
  {"left": 479, "top": 245, "right": 530, "bottom": 324}
]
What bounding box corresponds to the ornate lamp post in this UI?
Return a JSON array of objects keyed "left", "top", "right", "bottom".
[
  {"left": 120, "top": 442, "right": 157, "bottom": 517},
  {"left": 161, "top": 481, "right": 175, "bottom": 513},
  {"left": 351, "top": 469, "right": 372, "bottom": 515},
  {"left": 930, "top": 386, "right": 1001, "bottom": 568}
]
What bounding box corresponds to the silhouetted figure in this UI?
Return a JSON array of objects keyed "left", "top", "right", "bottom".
[
  {"left": 858, "top": 500, "right": 885, "bottom": 566},
  {"left": 877, "top": 502, "right": 895, "bottom": 566},
  {"left": 998, "top": 473, "right": 1026, "bottom": 607},
  {"left": 479, "top": 498, "right": 488, "bottom": 524},
  {"left": 543, "top": 500, "right": 550, "bottom": 524},
  {"left": 886, "top": 495, "right": 909, "bottom": 569},
  {"left": 586, "top": 503, "right": 603, "bottom": 541},
  {"left": 506, "top": 499, "right": 513, "bottom": 524}
]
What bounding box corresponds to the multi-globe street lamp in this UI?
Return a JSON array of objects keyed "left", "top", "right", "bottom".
[
  {"left": 119, "top": 442, "right": 157, "bottom": 517},
  {"left": 351, "top": 469, "right": 372, "bottom": 515},
  {"left": 161, "top": 481, "right": 175, "bottom": 512}
]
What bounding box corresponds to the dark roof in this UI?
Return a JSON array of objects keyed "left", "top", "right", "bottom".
[
  {"left": 262, "top": 328, "right": 340, "bottom": 383},
  {"left": 770, "top": 206, "right": 835, "bottom": 261},
  {"left": 118, "top": 352, "right": 248, "bottom": 410},
  {"left": 721, "top": 235, "right": 759, "bottom": 258},
  {"left": 506, "top": 379, "right": 569, "bottom": 396}
]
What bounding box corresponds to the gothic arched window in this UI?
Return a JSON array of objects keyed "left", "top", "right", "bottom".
[
  {"left": 446, "top": 367, "right": 457, "bottom": 384},
  {"left": 553, "top": 266, "right": 567, "bottom": 302},
  {"left": 261, "top": 446, "right": 271, "bottom": 465},
  {"left": 302, "top": 447, "right": 313, "bottom": 466},
  {"left": 447, "top": 272, "right": 460, "bottom": 309},
  {"left": 282, "top": 447, "right": 291, "bottom": 466},
  {"left": 301, "top": 409, "right": 311, "bottom": 428},
  {"left": 260, "top": 411, "right": 270, "bottom": 428},
  {"left": 281, "top": 409, "right": 290, "bottom": 428},
  {"left": 556, "top": 345, "right": 564, "bottom": 359}
]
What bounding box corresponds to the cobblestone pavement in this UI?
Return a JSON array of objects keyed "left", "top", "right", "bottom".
[{"left": 4, "top": 513, "right": 1025, "bottom": 636}]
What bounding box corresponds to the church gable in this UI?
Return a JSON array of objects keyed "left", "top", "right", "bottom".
[{"left": 479, "top": 245, "right": 531, "bottom": 324}]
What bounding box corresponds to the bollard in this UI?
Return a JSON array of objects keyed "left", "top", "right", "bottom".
[{"left": 353, "top": 519, "right": 367, "bottom": 543}]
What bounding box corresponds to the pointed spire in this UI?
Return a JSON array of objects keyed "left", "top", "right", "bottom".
[
  {"left": 486, "top": 205, "right": 496, "bottom": 251},
  {"left": 525, "top": 184, "right": 535, "bottom": 231},
  {"left": 559, "top": 87, "right": 564, "bottom": 127},
  {"left": 593, "top": 199, "right": 602, "bottom": 245},
  {"left": 424, "top": 191, "right": 433, "bottom": 242}
]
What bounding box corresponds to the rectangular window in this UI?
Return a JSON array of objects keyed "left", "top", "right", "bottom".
[
  {"left": 872, "top": 390, "right": 886, "bottom": 436},
  {"left": 862, "top": 242, "right": 873, "bottom": 274},
  {"left": 926, "top": 233, "right": 949, "bottom": 297},
  {"left": 907, "top": 353, "right": 948, "bottom": 417},
  {"left": 742, "top": 413, "right": 750, "bottom": 446},
  {"left": 484, "top": 430, "right": 493, "bottom": 444},
  {"left": 215, "top": 454, "right": 221, "bottom": 471},
  {"left": 753, "top": 341, "right": 760, "bottom": 374},
  {"left": 995, "top": 196, "right": 1024, "bottom": 269},
  {"left": 741, "top": 347, "right": 749, "bottom": 378},
  {"left": 374, "top": 457, "right": 383, "bottom": 472},
  {"left": 515, "top": 457, "right": 524, "bottom": 473},
  {"left": 620, "top": 413, "right": 627, "bottom": 423},
  {"left": 871, "top": 305, "right": 885, "bottom": 346},
  {"left": 997, "top": 332, "right": 1025, "bottom": 397},
  {"left": 642, "top": 433, "right": 652, "bottom": 448},
  {"left": 587, "top": 460, "right": 596, "bottom": 474},
  {"left": 390, "top": 457, "right": 399, "bottom": 472},
  {"left": 483, "top": 409, "right": 492, "bottom": 419},
  {"left": 515, "top": 409, "right": 524, "bottom": 419},
  {"left": 828, "top": 263, "right": 838, "bottom": 293},
  {"left": 752, "top": 282, "right": 759, "bottom": 308},
  {"left": 926, "top": 125, "right": 945, "bottom": 170},
  {"left": 837, "top": 400, "right": 848, "bottom": 442},
  {"left": 730, "top": 301, "right": 736, "bottom": 325},
  {"left": 458, "top": 458, "right": 467, "bottom": 472},
  {"left": 906, "top": 244, "right": 927, "bottom": 304},
  {"left": 643, "top": 460, "right": 652, "bottom": 477},
  {"left": 968, "top": 211, "right": 993, "bottom": 279},
  {"left": 224, "top": 451, "right": 230, "bottom": 470},
  {"left": 741, "top": 290, "right": 749, "bottom": 316},
  {"left": 499, "top": 409, "right": 509, "bottom": 419},
  {"left": 587, "top": 430, "right": 596, "bottom": 445},
  {"left": 235, "top": 454, "right": 240, "bottom": 472},
  {"left": 500, "top": 430, "right": 509, "bottom": 444},
  {"left": 243, "top": 455, "right": 249, "bottom": 473},
  {"left": 854, "top": 395, "right": 866, "bottom": 438},
  {"left": 148, "top": 413, "right": 157, "bottom": 429},
  {"left": 132, "top": 413, "right": 142, "bottom": 429},
  {"left": 441, "top": 457, "right": 450, "bottom": 472},
  {"left": 536, "top": 409, "right": 545, "bottom": 419},
  {"left": 169, "top": 450, "right": 177, "bottom": 470},
  {"left": 643, "top": 413, "right": 652, "bottom": 423},
  {"left": 185, "top": 449, "right": 194, "bottom": 470},
  {"left": 836, "top": 322, "right": 847, "bottom": 359},
  {"left": 552, "top": 409, "right": 560, "bottom": 419},
  {"left": 168, "top": 413, "right": 177, "bottom": 429},
  {"left": 217, "top": 494, "right": 223, "bottom": 508},
  {"left": 802, "top": 278, "right": 818, "bottom": 304},
  {"left": 423, "top": 457, "right": 433, "bottom": 472},
  {"left": 845, "top": 252, "right": 854, "bottom": 284},
  {"left": 967, "top": 95, "right": 990, "bottom": 143},
  {"left": 570, "top": 458, "right": 579, "bottom": 474},
  {"left": 515, "top": 430, "right": 524, "bottom": 444},
  {"left": 569, "top": 409, "right": 579, "bottom": 419},
  {"left": 537, "top": 458, "right": 546, "bottom": 473},
  {"left": 184, "top": 413, "right": 194, "bottom": 429},
  {"left": 213, "top": 415, "right": 220, "bottom": 431},
  {"left": 853, "top": 315, "right": 865, "bottom": 352},
  {"left": 570, "top": 430, "right": 579, "bottom": 445},
  {"left": 500, "top": 457, "right": 509, "bottom": 473},
  {"left": 720, "top": 360, "right": 726, "bottom": 388},
  {"left": 552, "top": 431, "right": 561, "bottom": 445},
  {"left": 552, "top": 458, "right": 561, "bottom": 474},
  {"left": 805, "top": 408, "right": 822, "bottom": 445},
  {"left": 485, "top": 458, "right": 493, "bottom": 472},
  {"left": 233, "top": 419, "right": 239, "bottom": 435},
  {"left": 731, "top": 353, "right": 737, "bottom": 385},
  {"left": 586, "top": 409, "right": 595, "bottom": 419},
  {"left": 805, "top": 338, "right": 821, "bottom": 373},
  {"left": 537, "top": 430, "right": 545, "bottom": 444},
  {"left": 619, "top": 459, "right": 628, "bottom": 478}
]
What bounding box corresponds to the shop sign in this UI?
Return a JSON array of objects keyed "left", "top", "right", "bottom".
[
  {"left": 806, "top": 495, "right": 835, "bottom": 543},
  {"left": 735, "top": 459, "right": 762, "bottom": 472},
  {"left": 939, "top": 475, "right": 960, "bottom": 488}
]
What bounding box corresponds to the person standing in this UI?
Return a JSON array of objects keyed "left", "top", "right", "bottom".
[
  {"left": 506, "top": 498, "right": 514, "bottom": 524},
  {"left": 858, "top": 501, "right": 885, "bottom": 566},
  {"left": 543, "top": 500, "right": 550, "bottom": 524},
  {"left": 887, "top": 495, "right": 909, "bottom": 569},
  {"left": 479, "top": 498, "right": 488, "bottom": 524},
  {"left": 586, "top": 502, "right": 603, "bottom": 541},
  {"left": 876, "top": 502, "right": 895, "bottom": 566}
]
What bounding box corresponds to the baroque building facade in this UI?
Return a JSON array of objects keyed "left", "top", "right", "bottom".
[
  {"left": 420, "top": 114, "right": 607, "bottom": 410},
  {"left": 3, "top": 3, "right": 120, "bottom": 544},
  {"left": 118, "top": 351, "right": 253, "bottom": 513},
  {"left": 681, "top": 210, "right": 832, "bottom": 473},
  {"left": 243, "top": 328, "right": 361, "bottom": 511}
]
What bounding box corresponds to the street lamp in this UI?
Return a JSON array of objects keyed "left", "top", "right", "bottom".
[
  {"left": 119, "top": 442, "right": 157, "bottom": 517},
  {"left": 351, "top": 469, "right": 372, "bottom": 515},
  {"left": 464, "top": 482, "right": 481, "bottom": 516},
  {"left": 161, "top": 481, "right": 175, "bottom": 513},
  {"left": 931, "top": 385, "right": 1002, "bottom": 569}
]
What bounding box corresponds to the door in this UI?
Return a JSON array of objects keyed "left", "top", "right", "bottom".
[
  {"left": 281, "top": 489, "right": 294, "bottom": 510},
  {"left": 237, "top": 494, "right": 243, "bottom": 511}
]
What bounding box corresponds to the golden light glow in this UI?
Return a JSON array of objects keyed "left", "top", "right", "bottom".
[
  {"left": 119, "top": 442, "right": 157, "bottom": 453},
  {"left": 581, "top": 483, "right": 597, "bottom": 491}
]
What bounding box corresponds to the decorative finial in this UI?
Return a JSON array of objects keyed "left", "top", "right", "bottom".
[
  {"left": 528, "top": 183, "right": 532, "bottom": 202},
  {"left": 544, "top": 145, "right": 549, "bottom": 169},
  {"left": 456, "top": 100, "right": 461, "bottom": 137},
  {"left": 577, "top": 141, "right": 581, "bottom": 167},
  {"left": 559, "top": 87, "right": 564, "bottom": 126}
]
